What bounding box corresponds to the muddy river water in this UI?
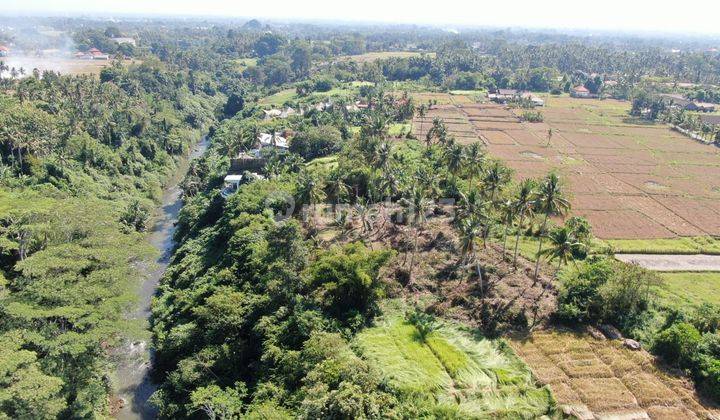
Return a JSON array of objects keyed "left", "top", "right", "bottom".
[{"left": 115, "top": 136, "right": 208, "bottom": 419}]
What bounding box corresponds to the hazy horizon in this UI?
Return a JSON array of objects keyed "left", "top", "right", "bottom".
[{"left": 4, "top": 0, "right": 720, "bottom": 37}]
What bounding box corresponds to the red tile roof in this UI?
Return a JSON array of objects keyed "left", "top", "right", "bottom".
[{"left": 573, "top": 85, "right": 589, "bottom": 93}]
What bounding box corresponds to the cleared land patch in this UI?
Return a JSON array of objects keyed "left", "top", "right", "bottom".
[{"left": 412, "top": 96, "right": 720, "bottom": 239}]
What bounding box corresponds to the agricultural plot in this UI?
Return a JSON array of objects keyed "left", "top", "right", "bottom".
[
  {"left": 354, "top": 308, "right": 556, "bottom": 418},
  {"left": 413, "top": 96, "right": 720, "bottom": 239},
  {"left": 510, "top": 329, "right": 720, "bottom": 419}
]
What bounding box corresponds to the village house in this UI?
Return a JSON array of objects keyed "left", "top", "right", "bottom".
[
  {"left": 222, "top": 132, "right": 288, "bottom": 197},
  {"left": 488, "top": 88, "right": 521, "bottom": 103},
  {"left": 75, "top": 48, "right": 109, "bottom": 60},
  {"left": 263, "top": 107, "right": 298, "bottom": 120},
  {"left": 659, "top": 94, "right": 717, "bottom": 112},
  {"left": 0, "top": 45, "right": 9, "bottom": 57},
  {"left": 699, "top": 114, "right": 720, "bottom": 127},
  {"left": 520, "top": 92, "right": 545, "bottom": 107},
  {"left": 111, "top": 37, "right": 137, "bottom": 47},
  {"left": 570, "top": 85, "right": 593, "bottom": 98}
]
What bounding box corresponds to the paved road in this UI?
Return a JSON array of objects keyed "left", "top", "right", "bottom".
[{"left": 615, "top": 254, "right": 720, "bottom": 271}]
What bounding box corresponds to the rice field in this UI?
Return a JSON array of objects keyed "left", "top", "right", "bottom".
[
  {"left": 353, "top": 303, "right": 557, "bottom": 418},
  {"left": 510, "top": 329, "right": 720, "bottom": 419},
  {"left": 412, "top": 96, "right": 720, "bottom": 239}
]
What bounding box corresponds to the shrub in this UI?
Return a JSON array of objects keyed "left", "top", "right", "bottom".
[
  {"left": 652, "top": 322, "right": 701, "bottom": 368},
  {"left": 697, "top": 355, "right": 720, "bottom": 400},
  {"left": 314, "top": 77, "right": 334, "bottom": 92},
  {"left": 406, "top": 307, "right": 437, "bottom": 342},
  {"left": 289, "top": 125, "right": 343, "bottom": 160},
  {"left": 690, "top": 304, "right": 720, "bottom": 334},
  {"left": 521, "top": 110, "right": 544, "bottom": 122},
  {"left": 555, "top": 258, "right": 658, "bottom": 330}
]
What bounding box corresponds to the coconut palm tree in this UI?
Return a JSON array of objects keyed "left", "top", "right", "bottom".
[
  {"left": 534, "top": 172, "right": 571, "bottom": 278},
  {"left": 327, "top": 171, "right": 350, "bottom": 205},
  {"left": 482, "top": 160, "right": 510, "bottom": 204},
  {"left": 499, "top": 199, "right": 516, "bottom": 258},
  {"left": 512, "top": 178, "right": 538, "bottom": 267},
  {"left": 538, "top": 226, "right": 586, "bottom": 275},
  {"left": 463, "top": 142, "right": 485, "bottom": 189},
  {"left": 457, "top": 216, "right": 485, "bottom": 297},
  {"left": 444, "top": 142, "right": 464, "bottom": 182},
  {"left": 295, "top": 171, "right": 326, "bottom": 224},
  {"left": 417, "top": 104, "right": 427, "bottom": 135},
  {"left": 399, "top": 187, "right": 433, "bottom": 280}
]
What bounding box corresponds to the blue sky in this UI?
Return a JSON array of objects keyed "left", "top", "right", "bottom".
[{"left": 5, "top": 0, "right": 720, "bottom": 36}]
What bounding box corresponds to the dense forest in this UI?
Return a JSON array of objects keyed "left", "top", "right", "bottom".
[{"left": 1, "top": 16, "right": 720, "bottom": 419}]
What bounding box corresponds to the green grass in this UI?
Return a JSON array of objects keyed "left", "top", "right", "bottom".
[
  {"left": 656, "top": 272, "right": 720, "bottom": 308},
  {"left": 603, "top": 236, "right": 720, "bottom": 255},
  {"left": 353, "top": 301, "right": 555, "bottom": 418},
  {"left": 388, "top": 123, "right": 411, "bottom": 137},
  {"left": 234, "top": 57, "right": 257, "bottom": 69},
  {"left": 259, "top": 88, "right": 296, "bottom": 106},
  {"left": 305, "top": 155, "right": 339, "bottom": 172}
]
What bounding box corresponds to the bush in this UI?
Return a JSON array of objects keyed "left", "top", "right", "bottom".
[
  {"left": 690, "top": 304, "right": 720, "bottom": 334},
  {"left": 697, "top": 355, "right": 720, "bottom": 400},
  {"left": 652, "top": 322, "right": 701, "bottom": 368},
  {"left": 521, "top": 110, "right": 544, "bottom": 122},
  {"left": 289, "top": 125, "right": 343, "bottom": 160},
  {"left": 555, "top": 258, "right": 658, "bottom": 330},
  {"left": 314, "top": 77, "right": 334, "bottom": 92}
]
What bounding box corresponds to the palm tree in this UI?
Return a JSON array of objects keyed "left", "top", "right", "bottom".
[
  {"left": 295, "top": 170, "right": 326, "bottom": 220},
  {"left": 482, "top": 161, "right": 509, "bottom": 204},
  {"left": 399, "top": 187, "right": 433, "bottom": 281},
  {"left": 417, "top": 104, "right": 427, "bottom": 136},
  {"left": 534, "top": 173, "right": 571, "bottom": 278},
  {"left": 444, "top": 143, "right": 464, "bottom": 182},
  {"left": 512, "top": 179, "right": 538, "bottom": 267},
  {"left": 499, "top": 200, "right": 516, "bottom": 257},
  {"left": 327, "top": 171, "right": 350, "bottom": 205},
  {"left": 463, "top": 142, "right": 485, "bottom": 189},
  {"left": 425, "top": 117, "right": 447, "bottom": 148},
  {"left": 353, "top": 199, "right": 375, "bottom": 237},
  {"left": 457, "top": 216, "right": 486, "bottom": 297},
  {"left": 373, "top": 141, "right": 392, "bottom": 171},
  {"left": 538, "top": 227, "right": 585, "bottom": 275}
]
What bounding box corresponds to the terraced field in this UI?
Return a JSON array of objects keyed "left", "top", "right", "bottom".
[
  {"left": 510, "top": 329, "right": 720, "bottom": 419},
  {"left": 413, "top": 96, "right": 720, "bottom": 239}
]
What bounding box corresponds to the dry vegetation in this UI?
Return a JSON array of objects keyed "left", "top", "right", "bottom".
[
  {"left": 510, "top": 329, "right": 720, "bottom": 419},
  {"left": 314, "top": 203, "right": 558, "bottom": 332},
  {"left": 1, "top": 57, "right": 139, "bottom": 76},
  {"left": 412, "top": 96, "right": 720, "bottom": 239}
]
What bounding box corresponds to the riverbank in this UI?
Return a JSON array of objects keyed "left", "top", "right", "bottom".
[{"left": 114, "top": 136, "right": 209, "bottom": 419}]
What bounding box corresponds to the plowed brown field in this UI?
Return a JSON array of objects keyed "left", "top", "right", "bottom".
[{"left": 413, "top": 96, "right": 720, "bottom": 239}]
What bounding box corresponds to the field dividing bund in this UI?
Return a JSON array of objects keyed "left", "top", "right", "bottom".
[
  {"left": 412, "top": 95, "right": 720, "bottom": 240},
  {"left": 510, "top": 330, "right": 720, "bottom": 419}
]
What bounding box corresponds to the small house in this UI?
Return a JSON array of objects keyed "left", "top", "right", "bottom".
[
  {"left": 521, "top": 92, "right": 544, "bottom": 107},
  {"left": 570, "top": 85, "right": 592, "bottom": 98},
  {"left": 489, "top": 88, "right": 522, "bottom": 104},
  {"left": 257, "top": 132, "right": 289, "bottom": 149},
  {"left": 111, "top": 37, "right": 137, "bottom": 47},
  {"left": 0, "top": 46, "right": 9, "bottom": 57},
  {"left": 699, "top": 115, "right": 720, "bottom": 126}
]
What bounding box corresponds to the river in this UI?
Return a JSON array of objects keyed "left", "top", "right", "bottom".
[{"left": 114, "top": 136, "right": 209, "bottom": 420}]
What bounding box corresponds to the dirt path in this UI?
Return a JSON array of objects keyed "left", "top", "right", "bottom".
[
  {"left": 114, "top": 136, "right": 208, "bottom": 420},
  {"left": 615, "top": 254, "right": 720, "bottom": 271}
]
